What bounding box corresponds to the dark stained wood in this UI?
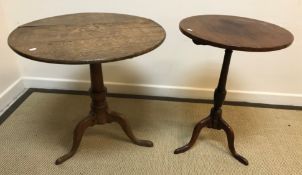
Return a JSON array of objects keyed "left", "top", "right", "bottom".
[
  {"left": 174, "top": 49, "right": 248, "bottom": 165},
  {"left": 179, "top": 15, "right": 294, "bottom": 52},
  {"left": 8, "top": 13, "right": 166, "bottom": 64},
  {"left": 176, "top": 15, "right": 294, "bottom": 165},
  {"left": 55, "top": 64, "right": 153, "bottom": 165}
]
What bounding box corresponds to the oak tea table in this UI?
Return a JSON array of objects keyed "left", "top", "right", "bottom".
[
  {"left": 8, "top": 13, "right": 166, "bottom": 165},
  {"left": 174, "top": 15, "right": 294, "bottom": 165}
]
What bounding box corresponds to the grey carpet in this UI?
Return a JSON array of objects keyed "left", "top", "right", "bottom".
[{"left": 0, "top": 92, "right": 302, "bottom": 174}]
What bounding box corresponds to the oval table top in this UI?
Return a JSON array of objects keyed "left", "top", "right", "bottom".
[
  {"left": 8, "top": 13, "right": 166, "bottom": 64},
  {"left": 179, "top": 15, "right": 294, "bottom": 52}
]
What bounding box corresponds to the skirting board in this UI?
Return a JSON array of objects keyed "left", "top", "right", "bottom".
[
  {"left": 0, "top": 78, "right": 26, "bottom": 114},
  {"left": 22, "top": 76, "right": 302, "bottom": 106}
]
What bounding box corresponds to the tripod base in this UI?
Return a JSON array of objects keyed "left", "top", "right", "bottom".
[
  {"left": 55, "top": 110, "right": 153, "bottom": 165},
  {"left": 174, "top": 108, "right": 248, "bottom": 166}
]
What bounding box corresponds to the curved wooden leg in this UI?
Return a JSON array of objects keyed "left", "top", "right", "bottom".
[
  {"left": 174, "top": 117, "right": 210, "bottom": 154},
  {"left": 108, "top": 111, "right": 153, "bottom": 147},
  {"left": 55, "top": 116, "right": 95, "bottom": 165},
  {"left": 220, "top": 119, "right": 248, "bottom": 165}
]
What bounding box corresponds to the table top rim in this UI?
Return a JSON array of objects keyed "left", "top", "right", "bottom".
[
  {"left": 179, "top": 14, "right": 294, "bottom": 52},
  {"left": 8, "top": 12, "right": 166, "bottom": 65}
]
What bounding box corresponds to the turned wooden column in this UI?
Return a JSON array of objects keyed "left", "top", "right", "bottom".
[
  {"left": 174, "top": 49, "right": 248, "bottom": 165},
  {"left": 89, "top": 64, "right": 108, "bottom": 124},
  {"left": 55, "top": 63, "right": 154, "bottom": 164}
]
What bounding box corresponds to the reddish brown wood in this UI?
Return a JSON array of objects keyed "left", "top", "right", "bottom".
[
  {"left": 176, "top": 15, "right": 294, "bottom": 165},
  {"left": 179, "top": 15, "right": 294, "bottom": 52},
  {"left": 174, "top": 49, "right": 248, "bottom": 165},
  {"left": 55, "top": 64, "right": 153, "bottom": 165},
  {"left": 55, "top": 116, "right": 95, "bottom": 164}
]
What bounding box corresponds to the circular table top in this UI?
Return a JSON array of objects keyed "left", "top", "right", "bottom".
[
  {"left": 8, "top": 13, "right": 166, "bottom": 64},
  {"left": 179, "top": 15, "right": 294, "bottom": 52}
]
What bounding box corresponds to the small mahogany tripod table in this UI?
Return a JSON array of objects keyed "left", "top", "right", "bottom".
[
  {"left": 174, "top": 15, "right": 293, "bottom": 165},
  {"left": 8, "top": 13, "right": 165, "bottom": 164}
]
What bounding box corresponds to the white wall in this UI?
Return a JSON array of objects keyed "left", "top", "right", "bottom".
[
  {"left": 0, "top": 1, "right": 24, "bottom": 113},
  {"left": 1, "top": 0, "right": 302, "bottom": 106}
]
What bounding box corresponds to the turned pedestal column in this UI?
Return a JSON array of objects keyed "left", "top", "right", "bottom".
[
  {"left": 174, "top": 49, "right": 248, "bottom": 165},
  {"left": 55, "top": 64, "right": 153, "bottom": 164}
]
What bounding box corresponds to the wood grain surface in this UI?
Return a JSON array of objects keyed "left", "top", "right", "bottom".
[
  {"left": 8, "top": 13, "right": 166, "bottom": 64},
  {"left": 179, "top": 15, "right": 294, "bottom": 52}
]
